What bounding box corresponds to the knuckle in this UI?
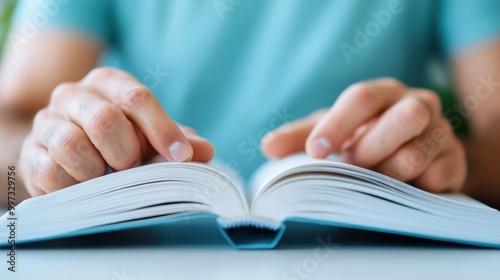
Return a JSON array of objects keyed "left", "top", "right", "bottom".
[
  {"left": 398, "top": 99, "right": 430, "bottom": 133},
  {"left": 38, "top": 160, "right": 65, "bottom": 187},
  {"left": 418, "top": 89, "right": 441, "bottom": 113},
  {"left": 78, "top": 158, "right": 105, "bottom": 180},
  {"left": 84, "top": 67, "right": 116, "bottom": 83},
  {"left": 78, "top": 93, "right": 101, "bottom": 114},
  {"left": 381, "top": 77, "right": 406, "bottom": 91},
  {"left": 114, "top": 148, "right": 141, "bottom": 171},
  {"left": 151, "top": 121, "right": 169, "bottom": 140},
  {"left": 51, "top": 82, "right": 77, "bottom": 103},
  {"left": 42, "top": 123, "right": 60, "bottom": 148},
  {"left": 89, "top": 106, "right": 122, "bottom": 137},
  {"left": 33, "top": 108, "right": 50, "bottom": 127},
  {"left": 50, "top": 132, "right": 105, "bottom": 179},
  {"left": 52, "top": 131, "right": 81, "bottom": 158},
  {"left": 348, "top": 83, "right": 377, "bottom": 111},
  {"left": 393, "top": 147, "right": 425, "bottom": 181},
  {"left": 121, "top": 86, "right": 150, "bottom": 110}
]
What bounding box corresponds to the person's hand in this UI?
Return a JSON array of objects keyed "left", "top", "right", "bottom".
[
  {"left": 261, "top": 78, "right": 467, "bottom": 192},
  {"left": 20, "top": 67, "right": 214, "bottom": 196}
]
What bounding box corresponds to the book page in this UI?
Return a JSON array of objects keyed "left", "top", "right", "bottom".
[
  {"left": 148, "top": 154, "right": 246, "bottom": 191},
  {"left": 147, "top": 154, "right": 248, "bottom": 202},
  {"left": 248, "top": 153, "right": 343, "bottom": 201},
  {"left": 0, "top": 160, "right": 251, "bottom": 244},
  {"left": 249, "top": 153, "right": 495, "bottom": 213},
  {"left": 247, "top": 154, "right": 500, "bottom": 247}
]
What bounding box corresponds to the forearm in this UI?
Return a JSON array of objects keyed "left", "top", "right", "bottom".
[
  {"left": 0, "top": 31, "right": 102, "bottom": 207},
  {"left": 451, "top": 41, "right": 500, "bottom": 209},
  {"left": 0, "top": 110, "right": 32, "bottom": 208},
  {"left": 461, "top": 130, "right": 500, "bottom": 209}
]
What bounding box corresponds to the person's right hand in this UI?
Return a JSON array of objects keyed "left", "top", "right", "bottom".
[{"left": 20, "top": 67, "right": 214, "bottom": 196}]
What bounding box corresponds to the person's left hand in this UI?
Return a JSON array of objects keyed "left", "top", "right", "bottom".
[{"left": 261, "top": 78, "right": 467, "bottom": 193}]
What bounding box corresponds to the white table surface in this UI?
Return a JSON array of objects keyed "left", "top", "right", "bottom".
[{"left": 1, "top": 216, "right": 499, "bottom": 280}]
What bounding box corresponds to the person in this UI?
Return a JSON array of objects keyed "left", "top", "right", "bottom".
[{"left": 0, "top": 0, "right": 499, "bottom": 207}]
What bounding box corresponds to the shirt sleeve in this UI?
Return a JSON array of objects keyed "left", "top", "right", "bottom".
[
  {"left": 439, "top": 0, "right": 500, "bottom": 56},
  {"left": 11, "top": 0, "right": 111, "bottom": 43}
]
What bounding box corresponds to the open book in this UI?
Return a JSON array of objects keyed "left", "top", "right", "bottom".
[{"left": 2, "top": 154, "right": 500, "bottom": 249}]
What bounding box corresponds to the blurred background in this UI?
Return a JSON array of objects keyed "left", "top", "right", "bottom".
[
  {"left": 0, "top": 0, "right": 16, "bottom": 54},
  {"left": 0, "top": 0, "right": 468, "bottom": 135}
]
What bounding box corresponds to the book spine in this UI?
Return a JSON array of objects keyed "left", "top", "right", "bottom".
[
  {"left": 217, "top": 216, "right": 281, "bottom": 230},
  {"left": 215, "top": 217, "right": 286, "bottom": 249}
]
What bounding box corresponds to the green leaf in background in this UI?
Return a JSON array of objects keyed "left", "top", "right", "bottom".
[
  {"left": 0, "top": 0, "right": 17, "bottom": 54},
  {"left": 427, "top": 84, "right": 470, "bottom": 137}
]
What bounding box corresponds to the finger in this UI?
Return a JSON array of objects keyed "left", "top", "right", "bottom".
[
  {"left": 80, "top": 68, "right": 193, "bottom": 162},
  {"left": 133, "top": 124, "right": 157, "bottom": 162},
  {"left": 261, "top": 110, "right": 325, "bottom": 159},
  {"left": 179, "top": 126, "right": 215, "bottom": 162},
  {"left": 306, "top": 78, "right": 407, "bottom": 158},
  {"left": 413, "top": 142, "right": 467, "bottom": 193},
  {"left": 350, "top": 95, "right": 432, "bottom": 167},
  {"left": 340, "top": 117, "right": 378, "bottom": 152},
  {"left": 373, "top": 122, "right": 452, "bottom": 182},
  {"left": 186, "top": 134, "right": 215, "bottom": 162},
  {"left": 32, "top": 114, "right": 107, "bottom": 182},
  {"left": 20, "top": 135, "right": 78, "bottom": 195},
  {"left": 179, "top": 125, "right": 198, "bottom": 136},
  {"left": 139, "top": 126, "right": 215, "bottom": 163},
  {"left": 50, "top": 89, "right": 142, "bottom": 171},
  {"left": 20, "top": 136, "right": 47, "bottom": 197}
]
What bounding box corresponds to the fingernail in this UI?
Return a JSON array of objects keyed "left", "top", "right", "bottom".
[
  {"left": 168, "top": 141, "right": 192, "bottom": 162},
  {"left": 309, "top": 137, "right": 331, "bottom": 158}
]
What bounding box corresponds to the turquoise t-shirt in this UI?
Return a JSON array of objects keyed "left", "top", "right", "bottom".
[{"left": 12, "top": 0, "right": 500, "bottom": 178}]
